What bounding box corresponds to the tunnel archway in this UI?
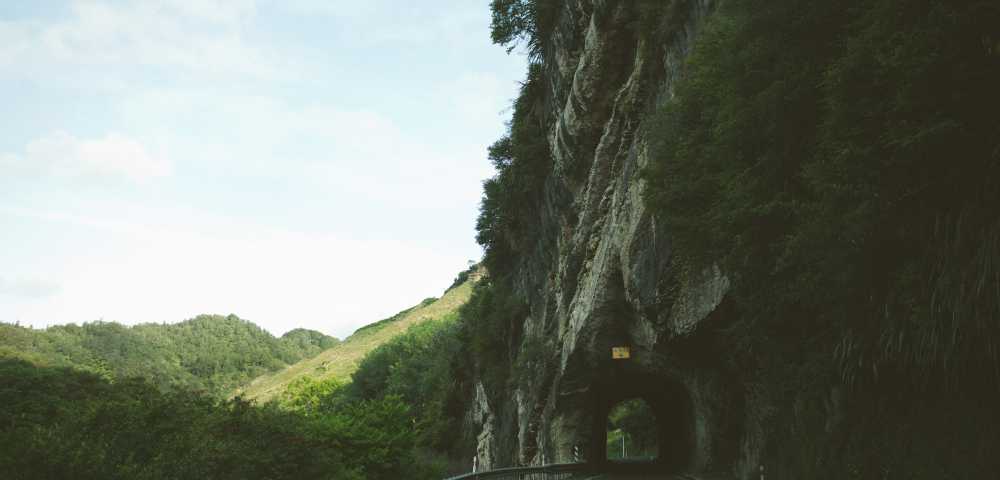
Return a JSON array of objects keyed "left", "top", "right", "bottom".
[{"left": 587, "top": 372, "right": 696, "bottom": 474}]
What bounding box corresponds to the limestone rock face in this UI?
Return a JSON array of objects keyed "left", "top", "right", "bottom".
[
  {"left": 467, "top": 1, "right": 760, "bottom": 478},
  {"left": 470, "top": 382, "right": 498, "bottom": 469}
]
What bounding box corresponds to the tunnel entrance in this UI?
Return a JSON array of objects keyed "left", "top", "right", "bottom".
[
  {"left": 587, "top": 373, "right": 696, "bottom": 474},
  {"left": 606, "top": 398, "right": 658, "bottom": 461}
]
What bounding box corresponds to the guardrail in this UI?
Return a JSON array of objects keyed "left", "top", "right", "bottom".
[{"left": 443, "top": 463, "right": 590, "bottom": 480}]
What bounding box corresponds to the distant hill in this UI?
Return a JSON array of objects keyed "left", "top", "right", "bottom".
[
  {"left": 236, "top": 268, "right": 480, "bottom": 402},
  {"left": 0, "top": 314, "right": 338, "bottom": 397}
]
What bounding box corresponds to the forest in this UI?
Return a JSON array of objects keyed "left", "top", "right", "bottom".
[
  {"left": 0, "top": 315, "right": 338, "bottom": 397},
  {"left": 0, "top": 357, "right": 426, "bottom": 479},
  {"left": 1, "top": 311, "right": 465, "bottom": 478},
  {"left": 0, "top": 275, "right": 477, "bottom": 479}
]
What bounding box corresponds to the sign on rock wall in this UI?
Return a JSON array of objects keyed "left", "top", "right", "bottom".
[{"left": 612, "top": 346, "right": 630, "bottom": 360}]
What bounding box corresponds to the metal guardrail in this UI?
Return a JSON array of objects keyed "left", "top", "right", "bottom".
[{"left": 443, "top": 463, "right": 589, "bottom": 480}]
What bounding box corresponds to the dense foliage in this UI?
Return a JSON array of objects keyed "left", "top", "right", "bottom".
[
  {"left": 489, "top": 0, "right": 560, "bottom": 60},
  {"left": 263, "top": 318, "right": 469, "bottom": 475},
  {"left": 280, "top": 328, "right": 341, "bottom": 356},
  {"left": 647, "top": 0, "right": 1000, "bottom": 393},
  {"left": 476, "top": 62, "right": 550, "bottom": 279},
  {"left": 643, "top": 0, "right": 1000, "bottom": 476},
  {"left": 342, "top": 280, "right": 537, "bottom": 467},
  {"left": 0, "top": 303, "right": 469, "bottom": 479},
  {"left": 606, "top": 399, "right": 658, "bottom": 460},
  {"left": 275, "top": 280, "right": 532, "bottom": 473},
  {"left": 349, "top": 317, "right": 467, "bottom": 454},
  {"left": 0, "top": 315, "right": 337, "bottom": 396},
  {"left": 0, "top": 358, "right": 394, "bottom": 480},
  {"left": 456, "top": 280, "right": 529, "bottom": 404}
]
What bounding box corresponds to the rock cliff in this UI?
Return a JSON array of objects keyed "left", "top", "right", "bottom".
[
  {"left": 467, "top": 1, "right": 757, "bottom": 477},
  {"left": 460, "top": 0, "right": 1000, "bottom": 477}
]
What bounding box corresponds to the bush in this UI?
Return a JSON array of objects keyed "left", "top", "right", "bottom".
[{"left": 477, "top": 63, "right": 550, "bottom": 278}]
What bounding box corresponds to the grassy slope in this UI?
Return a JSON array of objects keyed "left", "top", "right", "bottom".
[{"left": 236, "top": 277, "right": 476, "bottom": 402}]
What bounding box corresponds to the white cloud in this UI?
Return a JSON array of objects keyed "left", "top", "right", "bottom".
[
  {"left": 161, "top": 0, "right": 258, "bottom": 26},
  {"left": 2, "top": 131, "right": 170, "bottom": 182},
  {"left": 276, "top": 0, "right": 377, "bottom": 17},
  {"left": 0, "top": 205, "right": 465, "bottom": 337},
  {"left": 445, "top": 72, "right": 517, "bottom": 126},
  {"left": 0, "top": 277, "right": 61, "bottom": 299},
  {"left": 273, "top": 0, "right": 485, "bottom": 47},
  {"left": 117, "top": 86, "right": 495, "bottom": 207},
  {"left": 0, "top": 0, "right": 290, "bottom": 84}
]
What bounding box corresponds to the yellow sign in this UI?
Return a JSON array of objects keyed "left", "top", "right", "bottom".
[{"left": 611, "top": 346, "right": 630, "bottom": 359}]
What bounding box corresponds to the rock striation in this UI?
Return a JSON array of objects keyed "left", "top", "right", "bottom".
[{"left": 464, "top": 1, "right": 761, "bottom": 478}]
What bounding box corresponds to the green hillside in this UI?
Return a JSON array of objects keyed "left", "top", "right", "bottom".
[
  {"left": 0, "top": 357, "right": 425, "bottom": 480},
  {"left": 236, "top": 271, "right": 479, "bottom": 402},
  {"left": 0, "top": 315, "right": 338, "bottom": 397}
]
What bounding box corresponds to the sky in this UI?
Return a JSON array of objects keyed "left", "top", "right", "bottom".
[{"left": 0, "top": 0, "right": 527, "bottom": 338}]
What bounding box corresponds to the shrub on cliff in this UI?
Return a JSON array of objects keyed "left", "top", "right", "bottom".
[{"left": 477, "top": 63, "right": 550, "bottom": 279}]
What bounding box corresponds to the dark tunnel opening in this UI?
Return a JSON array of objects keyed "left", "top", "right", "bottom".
[
  {"left": 588, "top": 373, "right": 696, "bottom": 474},
  {"left": 606, "top": 398, "right": 658, "bottom": 460}
]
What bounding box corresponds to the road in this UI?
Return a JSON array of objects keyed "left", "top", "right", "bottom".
[
  {"left": 577, "top": 474, "right": 730, "bottom": 480},
  {"left": 577, "top": 475, "right": 682, "bottom": 479}
]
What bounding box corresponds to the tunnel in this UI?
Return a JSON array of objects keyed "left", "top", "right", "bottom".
[{"left": 585, "top": 371, "right": 696, "bottom": 474}]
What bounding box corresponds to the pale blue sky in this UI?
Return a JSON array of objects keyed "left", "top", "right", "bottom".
[{"left": 0, "top": 0, "right": 526, "bottom": 338}]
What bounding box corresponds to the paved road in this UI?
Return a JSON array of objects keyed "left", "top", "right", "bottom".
[
  {"left": 576, "top": 475, "right": 682, "bottom": 479},
  {"left": 577, "top": 474, "right": 729, "bottom": 480}
]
